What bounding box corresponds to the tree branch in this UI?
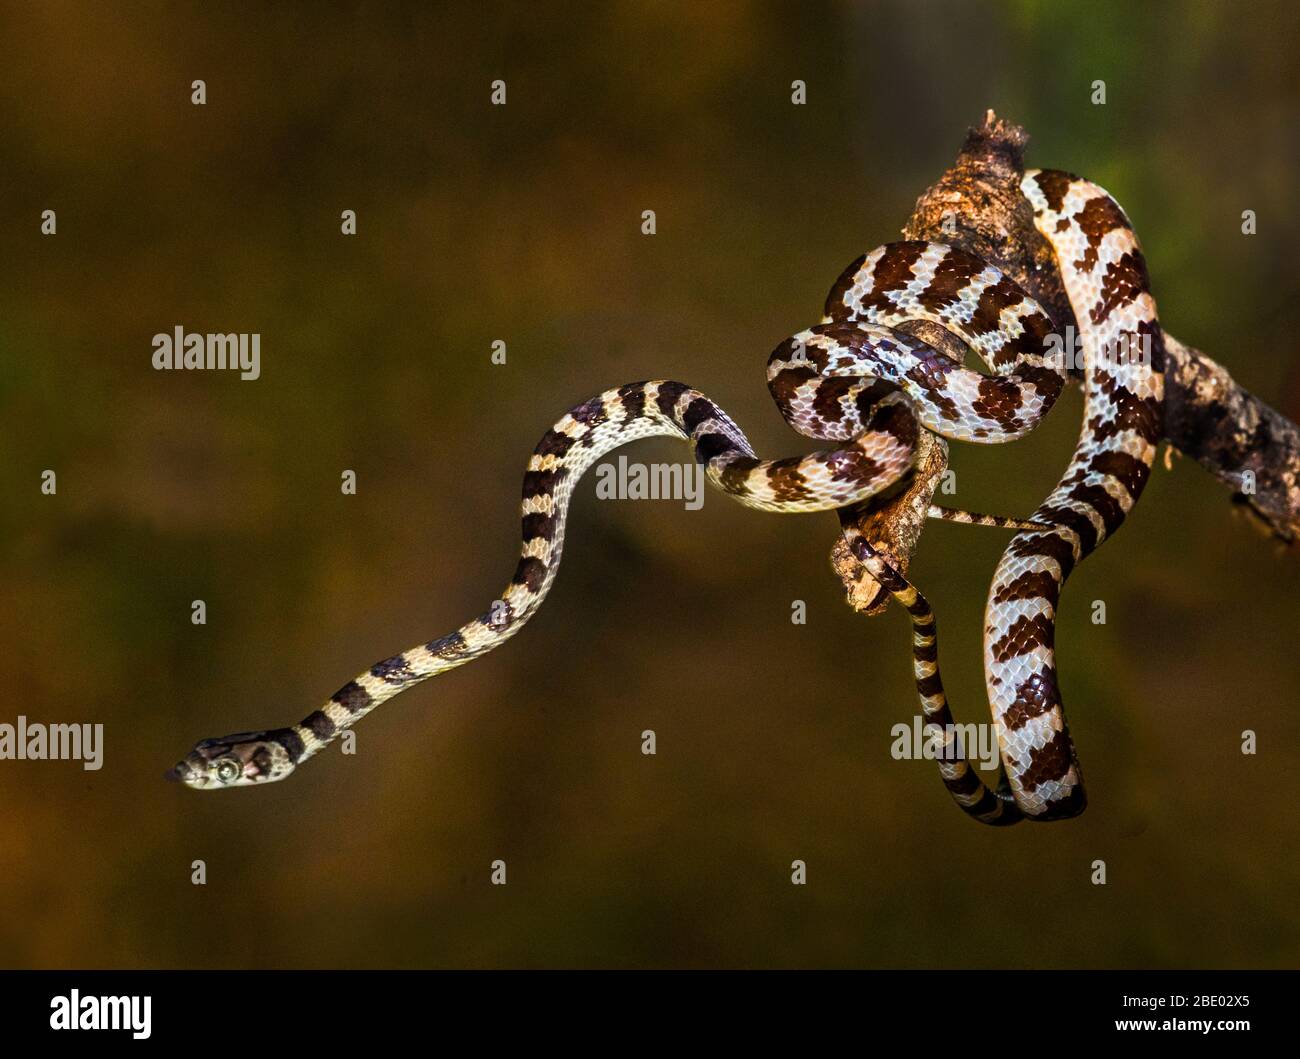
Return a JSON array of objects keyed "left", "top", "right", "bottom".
[{"left": 832, "top": 110, "right": 1297, "bottom": 612}]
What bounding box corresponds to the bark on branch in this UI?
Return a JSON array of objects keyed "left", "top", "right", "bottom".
[{"left": 832, "top": 110, "right": 1298, "bottom": 613}]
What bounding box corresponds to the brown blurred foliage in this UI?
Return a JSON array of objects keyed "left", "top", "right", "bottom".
[{"left": 0, "top": 1, "right": 1296, "bottom": 967}]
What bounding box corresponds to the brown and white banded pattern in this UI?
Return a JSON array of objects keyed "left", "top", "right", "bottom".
[
  {"left": 169, "top": 169, "right": 1163, "bottom": 829},
  {"left": 167, "top": 380, "right": 927, "bottom": 788},
  {"left": 980, "top": 169, "right": 1164, "bottom": 820}
]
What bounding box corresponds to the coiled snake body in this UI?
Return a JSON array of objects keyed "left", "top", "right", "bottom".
[{"left": 169, "top": 169, "right": 1164, "bottom": 826}]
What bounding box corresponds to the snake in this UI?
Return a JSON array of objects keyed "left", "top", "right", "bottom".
[{"left": 168, "top": 168, "right": 1164, "bottom": 827}]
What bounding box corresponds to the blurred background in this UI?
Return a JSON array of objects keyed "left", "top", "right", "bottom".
[{"left": 0, "top": 0, "right": 1296, "bottom": 968}]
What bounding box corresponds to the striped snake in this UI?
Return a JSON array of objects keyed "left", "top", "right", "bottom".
[{"left": 169, "top": 169, "right": 1164, "bottom": 826}]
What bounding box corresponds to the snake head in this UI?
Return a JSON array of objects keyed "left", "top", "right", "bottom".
[{"left": 165, "top": 729, "right": 298, "bottom": 789}]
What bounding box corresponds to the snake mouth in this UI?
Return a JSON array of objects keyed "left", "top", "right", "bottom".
[{"left": 164, "top": 758, "right": 211, "bottom": 787}]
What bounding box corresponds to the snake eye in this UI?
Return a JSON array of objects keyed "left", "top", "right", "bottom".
[{"left": 215, "top": 758, "right": 242, "bottom": 784}]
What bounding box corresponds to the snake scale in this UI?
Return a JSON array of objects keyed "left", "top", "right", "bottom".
[{"left": 169, "top": 168, "right": 1164, "bottom": 826}]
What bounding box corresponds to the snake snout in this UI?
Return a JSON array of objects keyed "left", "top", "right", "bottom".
[{"left": 164, "top": 753, "right": 210, "bottom": 788}]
